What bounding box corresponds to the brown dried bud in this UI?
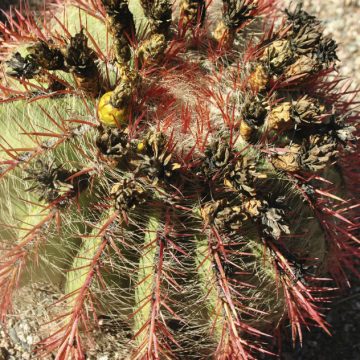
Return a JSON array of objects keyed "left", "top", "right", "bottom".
[
  {"left": 239, "top": 120, "right": 253, "bottom": 141},
  {"left": 110, "top": 71, "right": 139, "bottom": 109},
  {"left": 248, "top": 64, "right": 269, "bottom": 92},
  {"left": 285, "top": 3, "right": 318, "bottom": 33},
  {"left": 266, "top": 97, "right": 325, "bottom": 133},
  {"left": 212, "top": 20, "right": 234, "bottom": 46},
  {"left": 201, "top": 138, "right": 232, "bottom": 178},
  {"left": 301, "top": 134, "right": 338, "bottom": 172},
  {"left": 224, "top": 155, "right": 266, "bottom": 196},
  {"left": 111, "top": 179, "right": 146, "bottom": 212},
  {"left": 241, "top": 196, "right": 290, "bottom": 240},
  {"left": 140, "top": 0, "right": 172, "bottom": 37},
  {"left": 271, "top": 144, "right": 302, "bottom": 172},
  {"left": 63, "top": 30, "right": 101, "bottom": 96},
  {"left": 241, "top": 99, "right": 267, "bottom": 128},
  {"left": 261, "top": 39, "right": 294, "bottom": 73},
  {"left": 136, "top": 33, "right": 166, "bottom": 68},
  {"left": 5, "top": 52, "right": 39, "bottom": 79},
  {"left": 285, "top": 55, "right": 319, "bottom": 78},
  {"left": 292, "top": 96, "right": 325, "bottom": 125},
  {"left": 285, "top": 4, "right": 338, "bottom": 67},
  {"left": 239, "top": 100, "right": 267, "bottom": 141},
  {"left": 223, "top": 0, "right": 257, "bottom": 29},
  {"left": 138, "top": 131, "right": 178, "bottom": 184},
  {"left": 27, "top": 40, "right": 65, "bottom": 70},
  {"left": 180, "top": 0, "right": 206, "bottom": 28},
  {"left": 25, "top": 160, "right": 89, "bottom": 206},
  {"left": 96, "top": 126, "right": 130, "bottom": 160},
  {"left": 101, "top": 0, "right": 136, "bottom": 64},
  {"left": 316, "top": 36, "right": 338, "bottom": 66},
  {"left": 201, "top": 199, "right": 245, "bottom": 231},
  {"left": 260, "top": 202, "right": 290, "bottom": 240},
  {"left": 292, "top": 24, "right": 322, "bottom": 55},
  {"left": 242, "top": 198, "right": 262, "bottom": 217},
  {"left": 335, "top": 124, "right": 357, "bottom": 143},
  {"left": 266, "top": 102, "right": 293, "bottom": 131}
]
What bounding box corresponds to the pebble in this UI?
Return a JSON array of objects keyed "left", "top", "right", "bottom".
[
  {"left": 97, "top": 356, "right": 109, "bottom": 360},
  {"left": 301, "top": 0, "right": 360, "bottom": 90}
]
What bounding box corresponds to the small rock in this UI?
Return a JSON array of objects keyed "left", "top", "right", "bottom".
[
  {"left": 21, "top": 352, "right": 30, "bottom": 360},
  {"left": 26, "top": 336, "right": 33, "bottom": 346},
  {"left": 8, "top": 329, "right": 19, "bottom": 346},
  {"left": 97, "top": 355, "right": 109, "bottom": 360}
]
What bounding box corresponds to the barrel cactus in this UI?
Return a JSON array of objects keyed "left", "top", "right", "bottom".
[{"left": 0, "top": 0, "right": 359, "bottom": 358}]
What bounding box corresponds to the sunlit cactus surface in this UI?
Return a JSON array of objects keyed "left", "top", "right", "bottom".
[{"left": 0, "top": 0, "right": 359, "bottom": 358}]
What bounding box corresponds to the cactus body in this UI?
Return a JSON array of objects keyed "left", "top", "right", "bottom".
[{"left": 0, "top": 0, "right": 359, "bottom": 359}]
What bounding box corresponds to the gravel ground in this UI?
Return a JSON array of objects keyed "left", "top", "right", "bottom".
[
  {"left": 301, "top": 0, "right": 360, "bottom": 89},
  {"left": 0, "top": 283, "right": 130, "bottom": 360},
  {"left": 0, "top": 1, "right": 359, "bottom": 359},
  {"left": 0, "top": 283, "right": 60, "bottom": 360}
]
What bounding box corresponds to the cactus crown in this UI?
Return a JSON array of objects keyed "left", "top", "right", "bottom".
[{"left": 0, "top": 0, "right": 359, "bottom": 359}]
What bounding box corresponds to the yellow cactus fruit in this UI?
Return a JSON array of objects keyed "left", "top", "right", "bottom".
[
  {"left": 97, "top": 92, "right": 127, "bottom": 127},
  {"left": 137, "top": 141, "right": 145, "bottom": 152}
]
